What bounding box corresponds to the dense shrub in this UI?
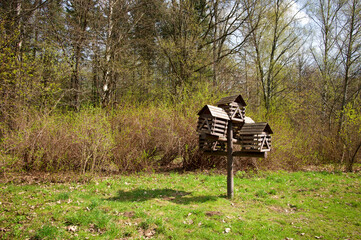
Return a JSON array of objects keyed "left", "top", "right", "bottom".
[
  {"left": 0, "top": 94, "right": 223, "bottom": 173},
  {"left": 1, "top": 93, "right": 359, "bottom": 174}
]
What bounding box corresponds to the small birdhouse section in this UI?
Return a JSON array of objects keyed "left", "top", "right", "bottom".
[
  {"left": 237, "top": 123, "right": 273, "bottom": 152},
  {"left": 197, "top": 105, "right": 229, "bottom": 138},
  {"left": 199, "top": 134, "right": 226, "bottom": 152},
  {"left": 216, "top": 95, "right": 247, "bottom": 123}
]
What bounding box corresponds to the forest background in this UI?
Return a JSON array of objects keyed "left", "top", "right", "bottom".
[{"left": 0, "top": 0, "right": 360, "bottom": 175}]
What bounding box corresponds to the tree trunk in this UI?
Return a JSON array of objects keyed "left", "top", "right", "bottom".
[
  {"left": 212, "top": 0, "right": 218, "bottom": 87},
  {"left": 102, "top": 0, "right": 115, "bottom": 108}
]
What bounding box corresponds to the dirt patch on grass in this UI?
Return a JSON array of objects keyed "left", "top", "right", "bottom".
[
  {"left": 206, "top": 211, "right": 222, "bottom": 216},
  {"left": 123, "top": 211, "right": 135, "bottom": 218},
  {"left": 268, "top": 206, "right": 285, "bottom": 213},
  {"left": 0, "top": 171, "right": 97, "bottom": 184}
]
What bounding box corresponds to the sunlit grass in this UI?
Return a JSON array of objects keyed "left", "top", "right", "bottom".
[{"left": 0, "top": 171, "right": 360, "bottom": 239}]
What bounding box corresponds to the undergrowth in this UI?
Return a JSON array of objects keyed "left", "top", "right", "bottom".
[
  {"left": 0, "top": 93, "right": 359, "bottom": 174},
  {"left": 0, "top": 94, "right": 224, "bottom": 173}
]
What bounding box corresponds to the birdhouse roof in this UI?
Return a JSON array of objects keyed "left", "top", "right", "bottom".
[
  {"left": 216, "top": 95, "right": 247, "bottom": 106},
  {"left": 197, "top": 105, "right": 230, "bottom": 120},
  {"left": 239, "top": 122, "right": 273, "bottom": 134}
]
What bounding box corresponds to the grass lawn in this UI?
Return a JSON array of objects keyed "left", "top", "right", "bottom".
[{"left": 0, "top": 171, "right": 360, "bottom": 239}]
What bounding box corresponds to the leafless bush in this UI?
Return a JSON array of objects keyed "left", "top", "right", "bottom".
[
  {"left": 1, "top": 102, "right": 223, "bottom": 173},
  {"left": 2, "top": 109, "right": 114, "bottom": 173}
]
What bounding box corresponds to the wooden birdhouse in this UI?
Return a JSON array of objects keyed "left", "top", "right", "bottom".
[
  {"left": 237, "top": 123, "right": 273, "bottom": 152},
  {"left": 199, "top": 134, "right": 226, "bottom": 152},
  {"left": 216, "top": 95, "right": 247, "bottom": 123},
  {"left": 197, "top": 105, "right": 229, "bottom": 138}
]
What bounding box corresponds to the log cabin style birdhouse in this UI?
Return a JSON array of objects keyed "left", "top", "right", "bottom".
[
  {"left": 196, "top": 94, "right": 273, "bottom": 199},
  {"left": 199, "top": 134, "right": 226, "bottom": 152},
  {"left": 237, "top": 123, "right": 273, "bottom": 152},
  {"left": 216, "top": 95, "right": 247, "bottom": 123},
  {"left": 197, "top": 105, "right": 230, "bottom": 138}
]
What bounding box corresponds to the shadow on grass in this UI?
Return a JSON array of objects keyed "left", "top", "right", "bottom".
[{"left": 105, "top": 188, "right": 219, "bottom": 204}]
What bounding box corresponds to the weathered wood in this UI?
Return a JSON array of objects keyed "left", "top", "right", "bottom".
[
  {"left": 213, "top": 118, "right": 228, "bottom": 124},
  {"left": 239, "top": 123, "right": 273, "bottom": 134},
  {"left": 220, "top": 105, "right": 246, "bottom": 123},
  {"left": 199, "top": 134, "right": 227, "bottom": 152},
  {"left": 237, "top": 134, "right": 271, "bottom": 152},
  {"left": 203, "top": 151, "right": 266, "bottom": 158},
  {"left": 217, "top": 95, "right": 247, "bottom": 124},
  {"left": 199, "top": 133, "right": 237, "bottom": 143},
  {"left": 212, "top": 123, "right": 228, "bottom": 129},
  {"left": 239, "top": 140, "right": 263, "bottom": 145},
  {"left": 233, "top": 151, "right": 266, "bottom": 157},
  {"left": 227, "top": 121, "right": 233, "bottom": 199},
  {"left": 239, "top": 148, "right": 271, "bottom": 152},
  {"left": 216, "top": 95, "right": 247, "bottom": 107},
  {"left": 197, "top": 105, "right": 230, "bottom": 138},
  {"left": 234, "top": 122, "right": 273, "bottom": 152},
  {"left": 198, "top": 105, "right": 230, "bottom": 120},
  {"left": 197, "top": 95, "right": 273, "bottom": 199}
]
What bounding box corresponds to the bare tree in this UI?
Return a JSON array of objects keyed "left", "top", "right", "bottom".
[
  {"left": 336, "top": 0, "right": 361, "bottom": 171},
  {"left": 244, "top": 0, "right": 305, "bottom": 112},
  {"left": 66, "top": 0, "right": 93, "bottom": 110},
  {"left": 308, "top": 0, "right": 344, "bottom": 126}
]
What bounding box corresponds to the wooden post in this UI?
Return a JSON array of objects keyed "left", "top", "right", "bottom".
[{"left": 227, "top": 121, "right": 233, "bottom": 199}]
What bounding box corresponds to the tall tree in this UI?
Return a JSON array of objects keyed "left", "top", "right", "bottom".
[
  {"left": 244, "top": 0, "right": 305, "bottom": 112},
  {"left": 336, "top": 0, "right": 361, "bottom": 171},
  {"left": 337, "top": 0, "right": 361, "bottom": 131},
  {"left": 308, "top": 0, "right": 344, "bottom": 126},
  {"left": 65, "top": 0, "right": 93, "bottom": 110}
]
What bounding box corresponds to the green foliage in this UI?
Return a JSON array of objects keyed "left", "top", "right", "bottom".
[{"left": 339, "top": 102, "right": 361, "bottom": 171}]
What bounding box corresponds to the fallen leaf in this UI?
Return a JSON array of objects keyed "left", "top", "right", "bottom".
[
  {"left": 123, "top": 211, "right": 135, "bottom": 218},
  {"left": 67, "top": 225, "right": 77, "bottom": 232},
  {"left": 144, "top": 229, "right": 155, "bottom": 238},
  {"left": 183, "top": 219, "right": 193, "bottom": 225}
]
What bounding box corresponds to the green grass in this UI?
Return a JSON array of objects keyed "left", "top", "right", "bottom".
[{"left": 0, "top": 171, "right": 360, "bottom": 239}]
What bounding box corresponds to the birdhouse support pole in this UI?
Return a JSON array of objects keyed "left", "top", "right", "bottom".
[{"left": 227, "top": 121, "right": 234, "bottom": 199}]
